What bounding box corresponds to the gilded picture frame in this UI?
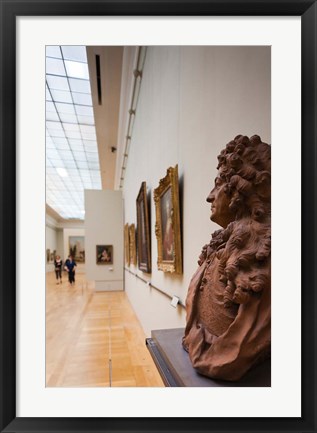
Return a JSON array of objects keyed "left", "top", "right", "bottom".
[
  {"left": 136, "top": 182, "right": 151, "bottom": 273},
  {"left": 124, "top": 223, "right": 130, "bottom": 265},
  {"left": 96, "top": 245, "right": 113, "bottom": 265},
  {"left": 46, "top": 248, "right": 50, "bottom": 263},
  {"left": 68, "top": 236, "right": 85, "bottom": 263},
  {"left": 129, "top": 223, "right": 137, "bottom": 266},
  {"left": 154, "top": 164, "right": 182, "bottom": 274}
]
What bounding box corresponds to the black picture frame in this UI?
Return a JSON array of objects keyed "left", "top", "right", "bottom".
[
  {"left": 0, "top": 1, "right": 316, "bottom": 432},
  {"left": 136, "top": 182, "right": 151, "bottom": 273}
]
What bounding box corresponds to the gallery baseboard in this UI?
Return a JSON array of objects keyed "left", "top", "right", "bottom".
[{"left": 94, "top": 280, "right": 123, "bottom": 291}]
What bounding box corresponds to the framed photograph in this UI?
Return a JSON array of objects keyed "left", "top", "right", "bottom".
[
  {"left": 129, "top": 223, "right": 137, "bottom": 266},
  {"left": 154, "top": 165, "right": 182, "bottom": 274},
  {"left": 96, "top": 245, "right": 113, "bottom": 265},
  {"left": 69, "top": 236, "right": 85, "bottom": 263},
  {"left": 136, "top": 182, "right": 151, "bottom": 273},
  {"left": 1, "top": 2, "right": 317, "bottom": 433},
  {"left": 124, "top": 223, "right": 130, "bottom": 265}
]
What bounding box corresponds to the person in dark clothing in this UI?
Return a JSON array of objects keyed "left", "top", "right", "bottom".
[
  {"left": 64, "top": 255, "right": 77, "bottom": 285},
  {"left": 54, "top": 255, "right": 63, "bottom": 284}
]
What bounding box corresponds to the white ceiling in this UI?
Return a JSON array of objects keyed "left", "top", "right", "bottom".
[{"left": 86, "top": 46, "right": 123, "bottom": 190}]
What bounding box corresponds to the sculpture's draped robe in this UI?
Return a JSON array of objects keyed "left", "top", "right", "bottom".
[{"left": 183, "top": 219, "right": 271, "bottom": 381}]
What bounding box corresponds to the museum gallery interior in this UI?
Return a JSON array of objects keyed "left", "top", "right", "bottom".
[{"left": 46, "top": 45, "right": 271, "bottom": 387}]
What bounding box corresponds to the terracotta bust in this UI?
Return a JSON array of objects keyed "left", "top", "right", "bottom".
[{"left": 183, "top": 134, "right": 271, "bottom": 381}]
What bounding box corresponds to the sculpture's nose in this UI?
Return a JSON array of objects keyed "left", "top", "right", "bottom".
[{"left": 206, "top": 189, "right": 215, "bottom": 203}]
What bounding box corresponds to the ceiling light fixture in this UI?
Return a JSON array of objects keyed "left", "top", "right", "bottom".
[{"left": 56, "top": 167, "right": 68, "bottom": 178}]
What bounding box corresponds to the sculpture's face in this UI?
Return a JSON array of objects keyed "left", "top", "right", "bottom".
[{"left": 207, "top": 176, "right": 235, "bottom": 228}]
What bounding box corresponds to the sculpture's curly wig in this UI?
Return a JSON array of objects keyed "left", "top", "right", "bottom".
[
  {"left": 198, "top": 134, "right": 271, "bottom": 308},
  {"left": 217, "top": 134, "right": 271, "bottom": 221}
]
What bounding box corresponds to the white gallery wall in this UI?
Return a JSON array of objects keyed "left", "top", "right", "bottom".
[
  {"left": 123, "top": 46, "right": 271, "bottom": 336},
  {"left": 85, "top": 190, "right": 123, "bottom": 291},
  {"left": 45, "top": 215, "right": 63, "bottom": 272},
  {"left": 45, "top": 224, "right": 58, "bottom": 272}
]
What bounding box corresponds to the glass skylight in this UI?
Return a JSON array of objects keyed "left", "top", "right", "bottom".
[{"left": 46, "top": 46, "right": 102, "bottom": 219}]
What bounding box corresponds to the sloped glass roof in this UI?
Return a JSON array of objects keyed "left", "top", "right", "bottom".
[{"left": 46, "top": 46, "right": 101, "bottom": 219}]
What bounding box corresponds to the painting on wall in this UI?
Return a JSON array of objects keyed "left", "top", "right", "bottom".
[
  {"left": 96, "top": 245, "right": 113, "bottom": 265},
  {"left": 124, "top": 223, "right": 130, "bottom": 266},
  {"left": 69, "top": 236, "right": 85, "bottom": 263},
  {"left": 46, "top": 249, "right": 50, "bottom": 263},
  {"left": 154, "top": 164, "right": 182, "bottom": 274},
  {"left": 136, "top": 181, "right": 151, "bottom": 273},
  {"left": 129, "top": 224, "right": 137, "bottom": 266}
]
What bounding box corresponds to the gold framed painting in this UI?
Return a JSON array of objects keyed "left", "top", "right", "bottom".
[
  {"left": 129, "top": 224, "right": 137, "bottom": 266},
  {"left": 69, "top": 236, "right": 85, "bottom": 263},
  {"left": 96, "top": 245, "right": 113, "bottom": 265},
  {"left": 124, "top": 223, "right": 130, "bottom": 265},
  {"left": 154, "top": 164, "right": 182, "bottom": 273},
  {"left": 136, "top": 182, "right": 151, "bottom": 273}
]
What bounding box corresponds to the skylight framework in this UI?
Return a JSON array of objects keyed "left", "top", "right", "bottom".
[{"left": 46, "top": 46, "right": 101, "bottom": 220}]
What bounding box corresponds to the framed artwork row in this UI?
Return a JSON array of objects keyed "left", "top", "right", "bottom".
[
  {"left": 46, "top": 249, "right": 56, "bottom": 263},
  {"left": 125, "top": 164, "right": 182, "bottom": 275}
]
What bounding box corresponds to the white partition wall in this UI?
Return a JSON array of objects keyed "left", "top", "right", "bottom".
[
  {"left": 45, "top": 224, "right": 58, "bottom": 273},
  {"left": 85, "top": 190, "right": 123, "bottom": 291},
  {"left": 122, "top": 46, "right": 271, "bottom": 336}
]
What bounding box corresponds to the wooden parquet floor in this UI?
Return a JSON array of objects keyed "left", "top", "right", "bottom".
[{"left": 46, "top": 271, "right": 164, "bottom": 387}]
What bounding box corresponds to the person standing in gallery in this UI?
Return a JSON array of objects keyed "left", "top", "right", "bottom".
[
  {"left": 64, "top": 255, "right": 77, "bottom": 285},
  {"left": 54, "top": 255, "right": 63, "bottom": 285}
]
